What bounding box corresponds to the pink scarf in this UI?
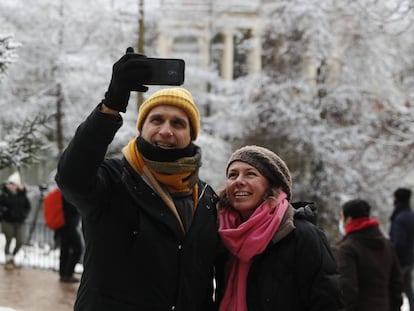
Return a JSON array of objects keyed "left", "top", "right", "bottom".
[{"left": 218, "top": 192, "right": 289, "bottom": 311}]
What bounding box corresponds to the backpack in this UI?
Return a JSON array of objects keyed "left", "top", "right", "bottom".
[{"left": 43, "top": 188, "right": 65, "bottom": 230}]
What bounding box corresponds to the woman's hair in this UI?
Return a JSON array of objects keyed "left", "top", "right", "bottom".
[
  {"left": 394, "top": 188, "right": 412, "bottom": 204},
  {"left": 217, "top": 188, "right": 231, "bottom": 210},
  {"left": 342, "top": 199, "right": 371, "bottom": 219}
]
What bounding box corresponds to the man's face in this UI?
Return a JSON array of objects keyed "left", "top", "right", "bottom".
[{"left": 140, "top": 105, "right": 192, "bottom": 149}]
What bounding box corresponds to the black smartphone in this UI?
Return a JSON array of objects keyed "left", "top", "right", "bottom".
[{"left": 143, "top": 58, "right": 185, "bottom": 86}]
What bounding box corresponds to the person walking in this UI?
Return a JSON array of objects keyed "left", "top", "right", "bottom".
[
  {"left": 0, "top": 171, "right": 31, "bottom": 269},
  {"left": 56, "top": 194, "right": 83, "bottom": 283},
  {"left": 336, "top": 198, "right": 403, "bottom": 311},
  {"left": 55, "top": 47, "right": 221, "bottom": 310},
  {"left": 390, "top": 188, "right": 414, "bottom": 311},
  {"left": 216, "top": 145, "right": 343, "bottom": 311}
]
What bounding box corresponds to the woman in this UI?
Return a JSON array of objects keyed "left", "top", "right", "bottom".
[
  {"left": 217, "top": 145, "right": 343, "bottom": 311},
  {"left": 0, "top": 171, "right": 31, "bottom": 269}
]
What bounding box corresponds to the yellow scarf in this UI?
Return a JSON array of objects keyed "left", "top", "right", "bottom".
[{"left": 122, "top": 137, "right": 199, "bottom": 233}]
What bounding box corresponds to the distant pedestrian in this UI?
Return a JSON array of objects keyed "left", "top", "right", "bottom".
[
  {"left": 57, "top": 193, "right": 83, "bottom": 283},
  {"left": 337, "top": 199, "right": 403, "bottom": 311},
  {"left": 217, "top": 145, "right": 343, "bottom": 311},
  {"left": 390, "top": 188, "right": 414, "bottom": 311},
  {"left": 0, "top": 172, "right": 31, "bottom": 270}
]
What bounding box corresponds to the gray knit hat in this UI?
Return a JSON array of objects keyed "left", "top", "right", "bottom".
[{"left": 226, "top": 145, "right": 292, "bottom": 201}]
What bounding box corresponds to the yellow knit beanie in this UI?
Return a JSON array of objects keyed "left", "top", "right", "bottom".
[{"left": 136, "top": 87, "right": 200, "bottom": 140}]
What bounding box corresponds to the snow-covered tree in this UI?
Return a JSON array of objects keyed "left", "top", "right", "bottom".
[
  {"left": 0, "top": 115, "right": 51, "bottom": 170},
  {"left": 0, "top": 33, "right": 50, "bottom": 171},
  {"left": 209, "top": 0, "right": 414, "bottom": 236},
  {"left": 0, "top": 33, "right": 19, "bottom": 76},
  {"left": 0, "top": 0, "right": 146, "bottom": 158}
]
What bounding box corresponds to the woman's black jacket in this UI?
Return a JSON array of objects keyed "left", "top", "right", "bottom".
[
  {"left": 0, "top": 185, "right": 31, "bottom": 223},
  {"left": 56, "top": 107, "right": 221, "bottom": 311},
  {"left": 216, "top": 204, "right": 344, "bottom": 311}
]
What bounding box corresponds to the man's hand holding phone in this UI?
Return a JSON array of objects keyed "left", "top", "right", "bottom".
[
  {"left": 103, "top": 47, "right": 185, "bottom": 113},
  {"left": 103, "top": 47, "right": 149, "bottom": 112}
]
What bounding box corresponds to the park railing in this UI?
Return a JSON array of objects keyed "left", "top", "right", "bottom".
[
  {"left": 23, "top": 221, "right": 61, "bottom": 270},
  {"left": 1, "top": 185, "right": 83, "bottom": 271},
  {"left": 0, "top": 221, "right": 60, "bottom": 270}
]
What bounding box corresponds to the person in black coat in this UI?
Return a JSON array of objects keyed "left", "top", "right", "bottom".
[
  {"left": 390, "top": 188, "right": 414, "bottom": 311},
  {"left": 55, "top": 48, "right": 220, "bottom": 310},
  {"left": 216, "top": 145, "right": 343, "bottom": 311},
  {"left": 337, "top": 199, "right": 403, "bottom": 311},
  {"left": 0, "top": 172, "right": 31, "bottom": 269},
  {"left": 56, "top": 194, "right": 83, "bottom": 283}
]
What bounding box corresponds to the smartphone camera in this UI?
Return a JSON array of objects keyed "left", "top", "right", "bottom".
[{"left": 144, "top": 58, "right": 185, "bottom": 86}]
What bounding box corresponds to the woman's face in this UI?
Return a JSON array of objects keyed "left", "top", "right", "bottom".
[
  {"left": 226, "top": 161, "right": 270, "bottom": 221},
  {"left": 6, "top": 182, "right": 19, "bottom": 193}
]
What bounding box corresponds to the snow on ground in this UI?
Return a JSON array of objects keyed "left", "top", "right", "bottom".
[{"left": 402, "top": 296, "right": 409, "bottom": 310}]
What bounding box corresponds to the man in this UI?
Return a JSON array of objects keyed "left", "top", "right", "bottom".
[
  {"left": 56, "top": 48, "right": 220, "bottom": 310},
  {"left": 44, "top": 187, "right": 83, "bottom": 282},
  {"left": 390, "top": 188, "right": 414, "bottom": 311},
  {"left": 57, "top": 194, "right": 83, "bottom": 283},
  {"left": 336, "top": 199, "right": 403, "bottom": 311}
]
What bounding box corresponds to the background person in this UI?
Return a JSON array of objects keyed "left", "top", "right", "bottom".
[
  {"left": 57, "top": 194, "right": 83, "bottom": 283},
  {"left": 55, "top": 47, "right": 221, "bottom": 310},
  {"left": 337, "top": 199, "right": 403, "bottom": 311},
  {"left": 390, "top": 188, "right": 414, "bottom": 311},
  {"left": 0, "top": 171, "right": 31, "bottom": 269},
  {"left": 217, "top": 145, "right": 343, "bottom": 311}
]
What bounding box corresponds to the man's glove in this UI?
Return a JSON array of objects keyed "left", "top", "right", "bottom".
[{"left": 103, "top": 47, "right": 151, "bottom": 112}]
